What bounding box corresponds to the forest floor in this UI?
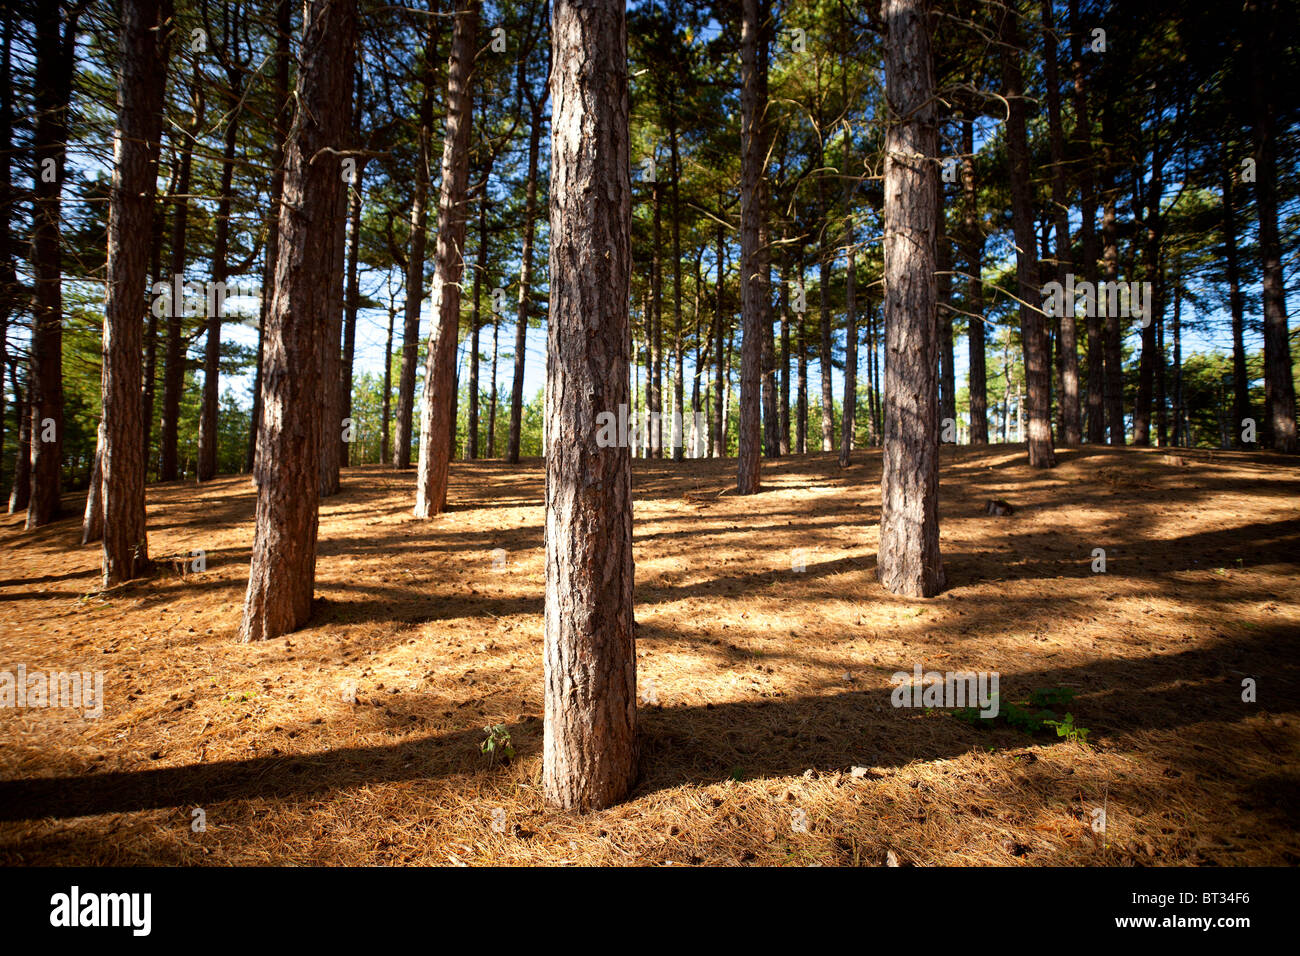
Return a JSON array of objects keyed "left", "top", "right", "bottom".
[{"left": 1, "top": 444, "right": 1298, "bottom": 866}]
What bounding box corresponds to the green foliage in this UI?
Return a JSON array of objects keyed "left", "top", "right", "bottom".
[{"left": 480, "top": 724, "right": 515, "bottom": 764}]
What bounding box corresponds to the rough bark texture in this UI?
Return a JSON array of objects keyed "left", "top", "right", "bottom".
[
  {"left": 507, "top": 92, "right": 544, "bottom": 463},
  {"left": 1042, "top": 0, "right": 1080, "bottom": 446},
  {"left": 1222, "top": 161, "right": 1251, "bottom": 444},
  {"left": 1100, "top": 100, "right": 1125, "bottom": 445},
  {"left": 542, "top": 0, "right": 637, "bottom": 812},
  {"left": 1067, "top": 0, "right": 1104, "bottom": 445},
  {"left": 878, "top": 0, "right": 944, "bottom": 598},
  {"left": 240, "top": 0, "right": 356, "bottom": 642},
  {"left": 1249, "top": 0, "right": 1297, "bottom": 452},
  {"left": 340, "top": 157, "right": 365, "bottom": 469},
  {"left": 414, "top": 1, "right": 477, "bottom": 517},
  {"left": 26, "top": 2, "right": 75, "bottom": 529},
  {"left": 101, "top": 0, "right": 171, "bottom": 584},
  {"left": 395, "top": 5, "right": 441, "bottom": 469},
  {"left": 319, "top": 170, "right": 349, "bottom": 496},
  {"left": 1001, "top": 8, "right": 1056, "bottom": 469},
  {"left": 960, "top": 118, "right": 988, "bottom": 444},
  {"left": 736, "top": 0, "right": 764, "bottom": 494}
]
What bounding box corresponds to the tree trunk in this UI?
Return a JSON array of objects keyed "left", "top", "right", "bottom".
[
  {"left": 1222, "top": 161, "right": 1251, "bottom": 445},
  {"left": 1042, "top": 0, "right": 1080, "bottom": 446},
  {"left": 382, "top": 305, "right": 396, "bottom": 463},
  {"left": 712, "top": 219, "right": 725, "bottom": 457},
  {"left": 736, "top": 0, "right": 765, "bottom": 494},
  {"left": 1100, "top": 100, "right": 1125, "bottom": 445},
  {"left": 778, "top": 245, "right": 791, "bottom": 453},
  {"left": 1133, "top": 162, "right": 1163, "bottom": 447},
  {"left": 198, "top": 66, "right": 242, "bottom": 483},
  {"left": 395, "top": 6, "right": 441, "bottom": 469},
  {"left": 1249, "top": 0, "right": 1297, "bottom": 452},
  {"left": 340, "top": 158, "right": 365, "bottom": 469},
  {"left": 414, "top": 1, "right": 477, "bottom": 517},
  {"left": 543, "top": 0, "right": 636, "bottom": 812},
  {"left": 960, "top": 118, "right": 988, "bottom": 444},
  {"left": 936, "top": 190, "right": 956, "bottom": 431},
  {"left": 26, "top": 2, "right": 76, "bottom": 529},
  {"left": 508, "top": 93, "right": 545, "bottom": 464},
  {"left": 7, "top": 365, "right": 29, "bottom": 514},
  {"left": 240, "top": 0, "right": 356, "bottom": 642},
  {"left": 817, "top": 156, "right": 834, "bottom": 453},
  {"left": 1067, "top": 0, "right": 1104, "bottom": 444},
  {"left": 878, "top": 0, "right": 944, "bottom": 597},
  {"left": 81, "top": 422, "right": 105, "bottom": 546},
  {"left": 467, "top": 185, "right": 488, "bottom": 459},
  {"left": 319, "top": 164, "right": 349, "bottom": 497},
  {"left": 100, "top": 0, "right": 170, "bottom": 583},
  {"left": 247, "top": 0, "right": 291, "bottom": 476},
  {"left": 1001, "top": 8, "right": 1056, "bottom": 469}
]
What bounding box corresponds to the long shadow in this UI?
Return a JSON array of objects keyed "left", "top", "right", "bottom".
[{"left": 2, "top": 625, "right": 1294, "bottom": 822}]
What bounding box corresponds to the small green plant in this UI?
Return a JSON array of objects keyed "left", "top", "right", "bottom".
[
  {"left": 1043, "top": 712, "right": 1090, "bottom": 744},
  {"left": 480, "top": 724, "right": 515, "bottom": 763}
]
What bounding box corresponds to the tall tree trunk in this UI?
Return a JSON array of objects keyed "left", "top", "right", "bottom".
[
  {"left": 414, "top": 0, "right": 477, "bottom": 517},
  {"left": 1067, "top": 0, "right": 1103, "bottom": 444},
  {"left": 778, "top": 244, "right": 791, "bottom": 453},
  {"left": 8, "top": 365, "right": 29, "bottom": 514},
  {"left": 1001, "top": 7, "right": 1056, "bottom": 468},
  {"left": 543, "top": 0, "right": 636, "bottom": 812},
  {"left": 960, "top": 118, "right": 988, "bottom": 444},
  {"left": 817, "top": 154, "right": 834, "bottom": 452},
  {"left": 339, "top": 159, "right": 365, "bottom": 470},
  {"left": 712, "top": 220, "right": 725, "bottom": 457},
  {"left": 650, "top": 179, "right": 663, "bottom": 458},
  {"left": 100, "top": 0, "right": 171, "bottom": 583},
  {"left": 382, "top": 305, "right": 395, "bottom": 463},
  {"left": 395, "top": 6, "right": 441, "bottom": 469},
  {"left": 1222, "top": 160, "right": 1251, "bottom": 445},
  {"left": 82, "top": 422, "right": 105, "bottom": 545},
  {"left": 319, "top": 161, "right": 350, "bottom": 497},
  {"left": 507, "top": 89, "right": 545, "bottom": 464},
  {"left": 161, "top": 63, "right": 201, "bottom": 481},
  {"left": 1248, "top": 0, "right": 1297, "bottom": 452},
  {"left": 670, "top": 121, "right": 686, "bottom": 461},
  {"left": 26, "top": 2, "right": 77, "bottom": 528},
  {"left": 247, "top": 0, "right": 291, "bottom": 476},
  {"left": 240, "top": 0, "right": 357, "bottom": 642},
  {"left": 198, "top": 67, "right": 243, "bottom": 483},
  {"left": 0, "top": 9, "right": 13, "bottom": 481},
  {"left": 1100, "top": 100, "right": 1125, "bottom": 444},
  {"left": 1042, "top": 0, "right": 1080, "bottom": 445},
  {"left": 878, "top": 0, "right": 944, "bottom": 596},
  {"left": 936, "top": 189, "right": 956, "bottom": 431},
  {"left": 736, "top": 0, "right": 765, "bottom": 493},
  {"left": 467, "top": 186, "right": 487, "bottom": 459},
  {"left": 1133, "top": 161, "right": 1163, "bottom": 447},
  {"left": 839, "top": 242, "right": 857, "bottom": 465}
]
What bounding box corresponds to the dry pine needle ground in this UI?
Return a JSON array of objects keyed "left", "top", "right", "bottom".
[{"left": 1, "top": 444, "right": 1297, "bottom": 866}]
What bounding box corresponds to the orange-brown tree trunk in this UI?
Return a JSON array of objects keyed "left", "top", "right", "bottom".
[
  {"left": 240, "top": 0, "right": 356, "bottom": 642},
  {"left": 542, "top": 0, "right": 637, "bottom": 812}
]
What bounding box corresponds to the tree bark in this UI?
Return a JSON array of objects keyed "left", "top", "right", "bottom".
[
  {"left": 878, "top": 0, "right": 944, "bottom": 597},
  {"left": 960, "top": 117, "right": 988, "bottom": 444},
  {"left": 1001, "top": 7, "right": 1056, "bottom": 468},
  {"left": 1100, "top": 100, "right": 1125, "bottom": 445},
  {"left": 543, "top": 0, "right": 636, "bottom": 812},
  {"left": 507, "top": 88, "right": 546, "bottom": 464},
  {"left": 247, "top": 0, "right": 291, "bottom": 476},
  {"left": 1042, "top": 0, "right": 1080, "bottom": 445},
  {"left": 736, "top": 0, "right": 765, "bottom": 493},
  {"left": 240, "top": 0, "right": 356, "bottom": 642},
  {"left": 1249, "top": 0, "right": 1297, "bottom": 452},
  {"left": 100, "top": 0, "right": 171, "bottom": 583},
  {"left": 1222, "top": 160, "right": 1251, "bottom": 445},
  {"left": 26, "top": 2, "right": 77, "bottom": 529},
  {"left": 395, "top": 6, "right": 441, "bottom": 469},
  {"left": 414, "top": 1, "right": 477, "bottom": 517}
]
